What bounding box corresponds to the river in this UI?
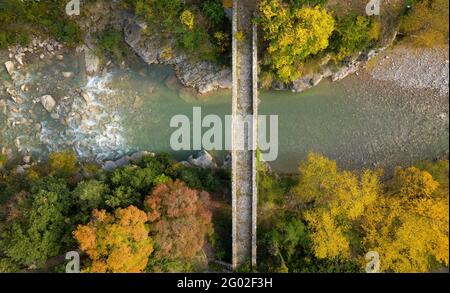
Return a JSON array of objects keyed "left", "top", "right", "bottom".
[{"left": 1, "top": 51, "right": 448, "bottom": 173}]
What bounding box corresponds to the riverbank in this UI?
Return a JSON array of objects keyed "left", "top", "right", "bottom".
[{"left": 368, "top": 45, "right": 449, "bottom": 97}]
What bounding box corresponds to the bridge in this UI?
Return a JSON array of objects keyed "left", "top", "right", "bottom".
[{"left": 231, "top": 0, "right": 259, "bottom": 270}]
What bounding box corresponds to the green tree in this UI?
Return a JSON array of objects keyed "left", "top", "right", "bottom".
[
  {"left": 0, "top": 178, "right": 72, "bottom": 268},
  {"left": 73, "top": 180, "right": 109, "bottom": 213},
  {"left": 330, "top": 15, "right": 381, "bottom": 61}
]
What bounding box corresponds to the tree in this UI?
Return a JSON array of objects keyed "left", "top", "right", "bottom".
[
  {"left": 361, "top": 165, "right": 449, "bottom": 272},
  {"left": 73, "top": 206, "right": 153, "bottom": 273},
  {"left": 144, "top": 179, "right": 212, "bottom": 271},
  {"left": 48, "top": 151, "right": 79, "bottom": 177},
  {"left": 0, "top": 178, "right": 72, "bottom": 268},
  {"left": 295, "top": 153, "right": 381, "bottom": 260},
  {"left": 330, "top": 15, "right": 380, "bottom": 61},
  {"left": 73, "top": 180, "right": 109, "bottom": 213},
  {"left": 258, "top": 0, "right": 335, "bottom": 82},
  {"left": 295, "top": 154, "right": 449, "bottom": 272}
]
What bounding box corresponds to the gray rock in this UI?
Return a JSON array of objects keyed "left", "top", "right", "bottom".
[
  {"left": 40, "top": 95, "right": 56, "bottom": 112},
  {"left": 331, "top": 63, "right": 359, "bottom": 82},
  {"left": 15, "top": 165, "right": 25, "bottom": 175},
  {"left": 82, "top": 45, "right": 100, "bottom": 75},
  {"left": 102, "top": 161, "right": 117, "bottom": 171},
  {"left": 23, "top": 155, "right": 31, "bottom": 164},
  {"left": 124, "top": 19, "right": 231, "bottom": 94},
  {"left": 114, "top": 156, "right": 131, "bottom": 167},
  {"left": 130, "top": 150, "right": 154, "bottom": 162},
  {"left": 188, "top": 150, "right": 217, "bottom": 169},
  {"left": 291, "top": 75, "right": 313, "bottom": 93},
  {"left": 222, "top": 153, "right": 232, "bottom": 169}
]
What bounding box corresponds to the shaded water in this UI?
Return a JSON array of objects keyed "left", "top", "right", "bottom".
[{"left": 1, "top": 53, "right": 448, "bottom": 172}]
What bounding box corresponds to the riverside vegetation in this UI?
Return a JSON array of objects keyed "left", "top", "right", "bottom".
[{"left": 0, "top": 151, "right": 448, "bottom": 272}]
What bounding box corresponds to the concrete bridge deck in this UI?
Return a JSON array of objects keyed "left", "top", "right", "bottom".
[{"left": 231, "top": 0, "right": 258, "bottom": 270}]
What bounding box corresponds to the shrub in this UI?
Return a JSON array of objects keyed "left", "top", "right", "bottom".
[
  {"left": 202, "top": 0, "right": 226, "bottom": 27},
  {"left": 400, "top": 0, "right": 449, "bottom": 47},
  {"left": 48, "top": 151, "right": 79, "bottom": 177},
  {"left": 97, "top": 27, "right": 126, "bottom": 63},
  {"left": 180, "top": 9, "right": 194, "bottom": 30},
  {"left": 330, "top": 15, "right": 381, "bottom": 62}
]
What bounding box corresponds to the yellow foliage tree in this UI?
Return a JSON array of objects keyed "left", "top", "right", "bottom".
[
  {"left": 296, "top": 154, "right": 449, "bottom": 272},
  {"left": 73, "top": 206, "right": 153, "bottom": 273},
  {"left": 362, "top": 166, "right": 449, "bottom": 272},
  {"left": 296, "top": 153, "right": 381, "bottom": 260},
  {"left": 258, "top": 0, "right": 335, "bottom": 82},
  {"left": 180, "top": 9, "right": 195, "bottom": 30}
]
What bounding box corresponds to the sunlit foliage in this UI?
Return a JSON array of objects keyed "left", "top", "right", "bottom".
[
  {"left": 73, "top": 206, "right": 153, "bottom": 273},
  {"left": 400, "top": 0, "right": 449, "bottom": 47},
  {"left": 144, "top": 179, "right": 212, "bottom": 271},
  {"left": 258, "top": 0, "right": 335, "bottom": 82}
]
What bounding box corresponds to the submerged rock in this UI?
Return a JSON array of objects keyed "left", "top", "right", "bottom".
[
  {"left": 80, "top": 91, "right": 93, "bottom": 104},
  {"left": 40, "top": 95, "right": 56, "bottom": 112},
  {"left": 62, "top": 72, "right": 74, "bottom": 78},
  {"left": 78, "top": 45, "right": 101, "bottom": 75},
  {"left": 4, "top": 61, "right": 15, "bottom": 78}
]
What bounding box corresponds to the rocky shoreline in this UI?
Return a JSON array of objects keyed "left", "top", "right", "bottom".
[
  {"left": 369, "top": 45, "right": 449, "bottom": 97},
  {"left": 124, "top": 19, "right": 232, "bottom": 95}
]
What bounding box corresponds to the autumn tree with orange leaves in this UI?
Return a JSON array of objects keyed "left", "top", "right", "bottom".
[
  {"left": 73, "top": 206, "right": 153, "bottom": 273},
  {"left": 144, "top": 179, "right": 212, "bottom": 271}
]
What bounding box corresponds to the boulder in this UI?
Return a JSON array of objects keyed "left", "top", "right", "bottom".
[
  {"left": 188, "top": 150, "right": 217, "bottom": 169},
  {"left": 4, "top": 61, "right": 15, "bottom": 77},
  {"left": 40, "top": 95, "right": 56, "bottom": 112},
  {"left": 102, "top": 161, "right": 117, "bottom": 171},
  {"left": 80, "top": 91, "right": 93, "bottom": 104},
  {"left": 62, "top": 72, "right": 74, "bottom": 78},
  {"left": 83, "top": 46, "right": 100, "bottom": 75},
  {"left": 130, "top": 150, "right": 154, "bottom": 162},
  {"left": 15, "top": 165, "right": 25, "bottom": 175},
  {"left": 114, "top": 156, "right": 131, "bottom": 168}
]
